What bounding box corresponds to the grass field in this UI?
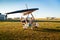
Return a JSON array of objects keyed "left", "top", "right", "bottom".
[{"left": 0, "top": 22, "right": 60, "bottom": 40}]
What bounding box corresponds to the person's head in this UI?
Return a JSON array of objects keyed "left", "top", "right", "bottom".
[{"left": 30, "top": 17, "right": 34, "bottom": 20}]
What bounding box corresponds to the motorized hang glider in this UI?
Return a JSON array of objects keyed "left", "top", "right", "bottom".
[{"left": 6, "top": 8, "right": 39, "bottom": 15}]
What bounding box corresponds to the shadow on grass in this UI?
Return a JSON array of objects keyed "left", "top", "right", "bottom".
[{"left": 33, "top": 28, "right": 60, "bottom": 32}]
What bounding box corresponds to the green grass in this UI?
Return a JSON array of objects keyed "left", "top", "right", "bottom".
[{"left": 0, "top": 22, "right": 60, "bottom": 40}]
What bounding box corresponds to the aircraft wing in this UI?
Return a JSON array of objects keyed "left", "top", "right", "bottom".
[{"left": 6, "top": 8, "right": 39, "bottom": 15}]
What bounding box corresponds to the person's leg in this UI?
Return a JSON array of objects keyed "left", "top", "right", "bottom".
[
  {"left": 29, "top": 23, "right": 33, "bottom": 29},
  {"left": 35, "top": 23, "right": 39, "bottom": 28},
  {"left": 23, "top": 23, "right": 27, "bottom": 29}
]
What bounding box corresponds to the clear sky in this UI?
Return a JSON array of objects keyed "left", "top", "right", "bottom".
[{"left": 0, "top": 0, "right": 60, "bottom": 18}]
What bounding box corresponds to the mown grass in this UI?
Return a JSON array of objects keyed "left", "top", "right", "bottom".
[{"left": 0, "top": 22, "right": 60, "bottom": 40}]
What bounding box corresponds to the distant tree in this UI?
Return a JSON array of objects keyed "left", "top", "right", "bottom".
[
  {"left": 7, "top": 18, "right": 13, "bottom": 20},
  {"left": 13, "top": 17, "right": 20, "bottom": 20},
  {"left": 46, "top": 17, "right": 56, "bottom": 20}
]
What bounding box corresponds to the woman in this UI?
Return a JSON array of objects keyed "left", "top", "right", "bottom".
[{"left": 21, "top": 17, "right": 28, "bottom": 29}]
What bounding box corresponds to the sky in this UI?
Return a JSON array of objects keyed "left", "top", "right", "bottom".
[{"left": 0, "top": 0, "right": 60, "bottom": 18}]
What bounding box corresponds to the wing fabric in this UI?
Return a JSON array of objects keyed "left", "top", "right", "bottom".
[{"left": 6, "top": 8, "right": 38, "bottom": 15}]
